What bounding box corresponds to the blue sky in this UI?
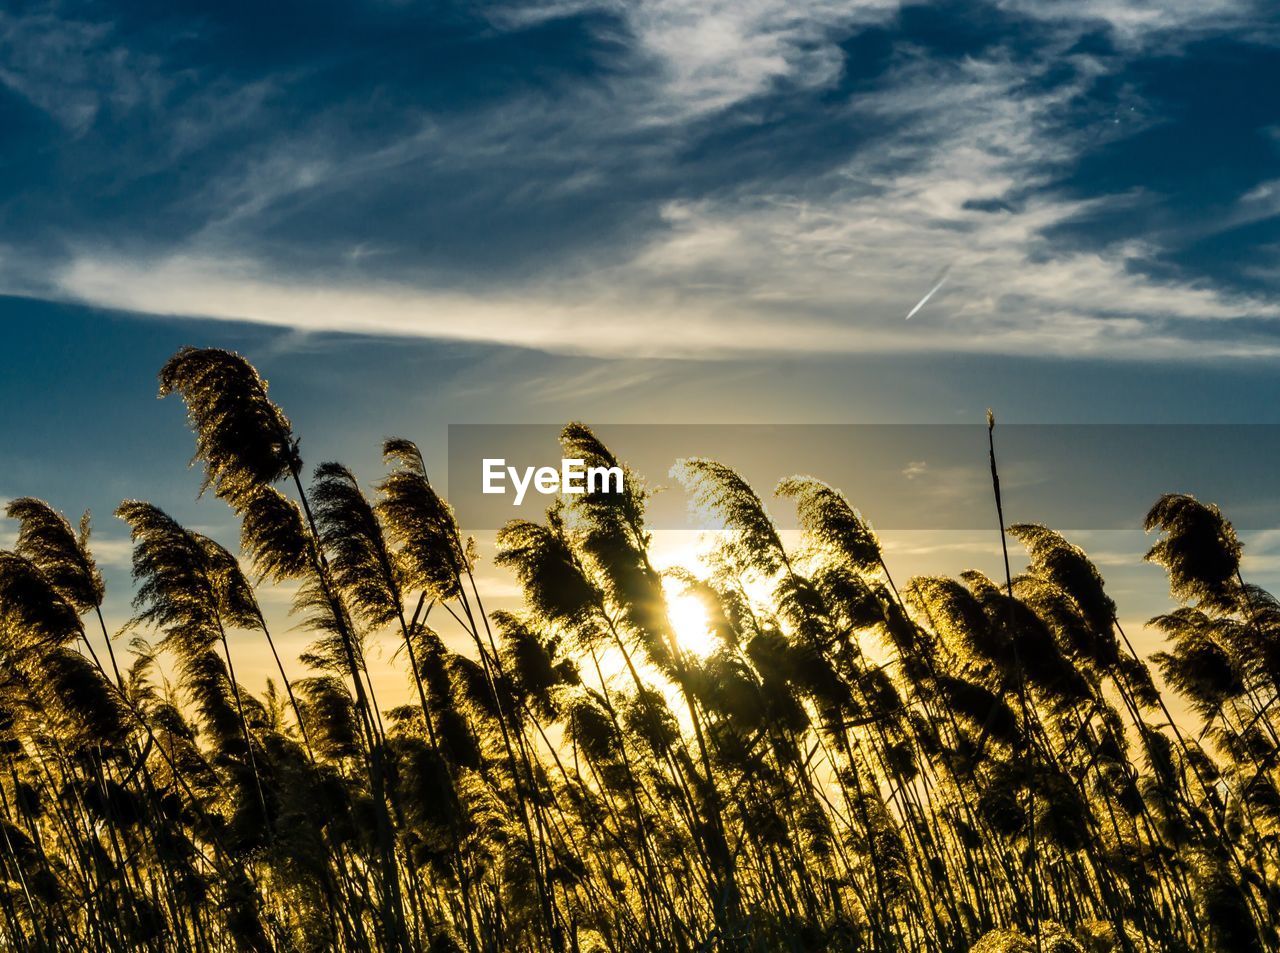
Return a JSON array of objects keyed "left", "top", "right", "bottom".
[
  {"left": 2, "top": 0, "right": 1278, "bottom": 357},
  {"left": 2, "top": 1, "right": 1280, "bottom": 693}
]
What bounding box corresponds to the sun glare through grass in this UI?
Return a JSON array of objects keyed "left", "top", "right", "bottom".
[{"left": 662, "top": 576, "right": 718, "bottom": 659}]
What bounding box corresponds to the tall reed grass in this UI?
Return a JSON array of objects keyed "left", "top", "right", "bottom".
[{"left": 0, "top": 347, "right": 1275, "bottom": 952}]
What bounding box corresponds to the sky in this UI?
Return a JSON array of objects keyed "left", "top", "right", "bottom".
[{"left": 2, "top": 0, "right": 1280, "bottom": 701}]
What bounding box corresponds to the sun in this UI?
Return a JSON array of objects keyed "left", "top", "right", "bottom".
[{"left": 662, "top": 578, "right": 718, "bottom": 659}]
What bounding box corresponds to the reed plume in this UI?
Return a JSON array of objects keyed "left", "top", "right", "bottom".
[{"left": 0, "top": 353, "right": 1272, "bottom": 952}]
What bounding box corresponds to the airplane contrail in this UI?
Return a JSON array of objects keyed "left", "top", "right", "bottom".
[{"left": 904, "top": 264, "right": 951, "bottom": 320}]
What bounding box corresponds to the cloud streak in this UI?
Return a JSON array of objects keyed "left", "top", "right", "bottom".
[{"left": 4, "top": 0, "right": 1279, "bottom": 360}]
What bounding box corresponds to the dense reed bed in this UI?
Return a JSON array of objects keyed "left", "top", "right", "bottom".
[{"left": 0, "top": 347, "right": 1277, "bottom": 952}]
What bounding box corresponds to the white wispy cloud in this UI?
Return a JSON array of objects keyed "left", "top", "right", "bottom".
[
  {"left": 494, "top": 0, "right": 899, "bottom": 118},
  {"left": 8, "top": 0, "right": 1280, "bottom": 360},
  {"left": 997, "top": 0, "right": 1261, "bottom": 43},
  {"left": 0, "top": 11, "right": 157, "bottom": 133},
  {"left": 624, "top": 0, "right": 898, "bottom": 118},
  {"left": 54, "top": 46, "right": 1280, "bottom": 361}
]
